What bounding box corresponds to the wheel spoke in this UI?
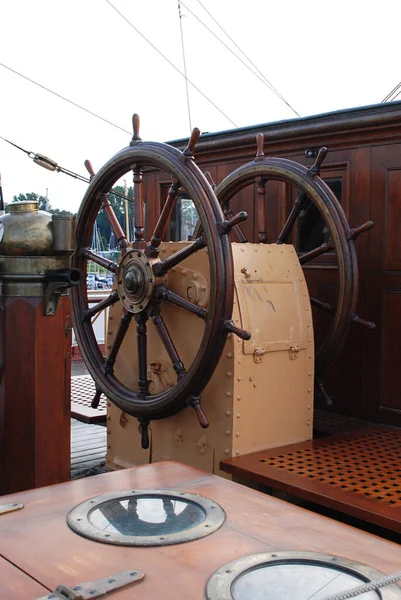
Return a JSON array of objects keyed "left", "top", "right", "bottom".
[
  {"left": 82, "top": 248, "right": 119, "bottom": 272},
  {"left": 151, "top": 311, "right": 186, "bottom": 380},
  {"left": 153, "top": 235, "right": 206, "bottom": 276},
  {"left": 101, "top": 193, "right": 128, "bottom": 250},
  {"left": 135, "top": 312, "right": 149, "bottom": 397},
  {"left": 351, "top": 314, "right": 376, "bottom": 330},
  {"left": 315, "top": 377, "right": 333, "bottom": 407},
  {"left": 133, "top": 165, "right": 145, "bottom": 242},
  {"left": 221, "top": 203, "right": 248, "bottom": 243},
  {"left": 276, "top": 190, "right": 306, "bottom": 244},
  {"left": 299, "top": 239, "right": 334, "bottom": 265},
  {"left": 256, "top": 177, "right": 267, "bottom": 243},
  {"left": 145, "top": 179, "right": 181, "bottom": 257},
  {"left": 190, "top": 394, "right": 209, "bottom": 428},
  {"left": 104, "top": 312, "right": 133, "bottom": 376},
  {"left": 83, "top": 290, "right": 120, "bottom": 322},
  {"left": 159, "top": 286, "right": 207, "bottom": 319},
  {"left": 310, "top": 297, "right": 334, "bottom": 314}
]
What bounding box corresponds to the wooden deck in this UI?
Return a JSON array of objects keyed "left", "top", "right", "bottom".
[{"left": 70, "top": 419, "right": 107, "bottom": 479}]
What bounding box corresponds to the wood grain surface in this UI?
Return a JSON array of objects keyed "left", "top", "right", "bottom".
[
  {"left": 0, "top": 461, "right": 400, "bottom": 599},
  {"left": 0, "top": 556, "right": 49, "bottom": 599}
]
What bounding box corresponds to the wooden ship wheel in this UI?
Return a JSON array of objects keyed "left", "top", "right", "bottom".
[
  {"left": 201, "top": 135, "right": 375, "bottom": 402},
  {"left": 71, "top": 116, "right": 249, "bottom": 448}
]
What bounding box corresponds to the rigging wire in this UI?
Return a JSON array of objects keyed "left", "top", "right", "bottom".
[
  {"left": 178, "top": 0, "right": 193, "bottom": 134},
  {"left": 191, "top": 0, "right": 300, "bottom": 117},
  {"left": 0, "top": 62, "right": 131, "bottom": 135},
  {"left": 104, "top": 0, "right": 238, "bottom": 127},
  {"left": 0, "top": 135, "right": 133, "bottom": 203},
  {"left": 382, "top": 80, "right": 401, "bottom": 102},
  {"left": 390, "top": 89, "right": 401, "bottom": 102}
]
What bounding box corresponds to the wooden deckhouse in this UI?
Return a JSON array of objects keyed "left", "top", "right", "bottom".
[{"left": 142, "top": 100, "right": 401, "bottom": 428}]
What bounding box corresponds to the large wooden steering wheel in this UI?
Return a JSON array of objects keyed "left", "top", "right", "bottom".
[
  {"left": 198, "top": 136, "right": 374, "bottom": 401},
  {"left": 71, "top": 117, "right": 248, "bottom": 448}
]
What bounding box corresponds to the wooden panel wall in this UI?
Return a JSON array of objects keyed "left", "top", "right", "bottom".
[{"left": 366, "top": 145, "right": 401, "bottom": 425}]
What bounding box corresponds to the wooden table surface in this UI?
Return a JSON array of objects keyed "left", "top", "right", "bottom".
[
  {"left": 0, "top": 461, "right": 400, "bottom": 599},
  {"left": 0, "top": 556, "right": 48, "bottom": 600}
]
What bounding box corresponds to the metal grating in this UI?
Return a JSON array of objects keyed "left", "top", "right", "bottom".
[
  {"left": 261, "top": 429, "right": 401, "bottom": 507},
  {"left": 71, "top": 374, "right": 107, "bottom": 423}
]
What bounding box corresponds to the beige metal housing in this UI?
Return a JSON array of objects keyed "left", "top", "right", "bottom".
[{"left": 106, "top": 242, "right": 314, "bottom": 477}]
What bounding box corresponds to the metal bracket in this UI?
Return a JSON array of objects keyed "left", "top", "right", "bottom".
[
  {"left": 44, "top": 281, "right": 70, "bottom": 316},
  {"left": 36, "top": 570, "right": 144, "bottom": 600},
  {"left": 0, "top": 502, "right": 24, "bottom": 515}
]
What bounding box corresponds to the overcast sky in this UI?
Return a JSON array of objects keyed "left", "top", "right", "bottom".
[{"left": 0, "top": 0, "right": 399, "bottom": 213}]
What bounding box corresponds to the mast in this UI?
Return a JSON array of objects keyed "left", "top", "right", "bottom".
[{"left": 0, "top": 173, "right": 4, "bottom": 216}]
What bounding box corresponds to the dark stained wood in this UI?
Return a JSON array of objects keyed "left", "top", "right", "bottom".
[
  {"left": 382, "top": 292, "right": 401, "bottom": 411},
  {"left": 133, "top": 166, "right": 145, "bottom": 241},
  {"left": 0, "top": 556, "right": 49, "bottom": 599},
  {"left": 255, "top": 177, "right": 267, "bottom": 242},
  {"left": 0, "top": 461, "right": 400, "bottom": 599},
  {"left": 0, "top": 296, "right": 71, "bottom": 494},
  {"left": 221, "top": 427, "right": 401, "bottom": 533},
  {"left": 366, "top": 144, "right": 401, "bottom": 425},
  {"left": 100, "top": 195, "right": 128, "bottom": 250}
]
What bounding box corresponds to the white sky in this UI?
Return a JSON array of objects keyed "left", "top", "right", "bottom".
[{"left": 0, "top": 0, "right": 399, "bottom": 212}]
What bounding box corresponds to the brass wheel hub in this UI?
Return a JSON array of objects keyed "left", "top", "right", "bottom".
[{"left": 117, "top": 249, "right": 155, "bottom": 313}]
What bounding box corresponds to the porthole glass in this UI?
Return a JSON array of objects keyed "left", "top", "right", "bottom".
[{"left": 67, "top": 489, "right": 225, "bottom": 546}]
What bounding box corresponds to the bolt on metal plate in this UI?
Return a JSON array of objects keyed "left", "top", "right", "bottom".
[{"left": 35, "top": 569, "right": 144, "bottom": 600}]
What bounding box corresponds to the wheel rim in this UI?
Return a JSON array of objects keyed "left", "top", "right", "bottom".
[
  {"left": 213, "top": 156, "right": 358, "bottom": 376},
  {"left": 71, "top": 139, "right": 234, "bottom": 431}
]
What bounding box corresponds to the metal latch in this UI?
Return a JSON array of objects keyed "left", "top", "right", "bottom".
[
  {"left": 0, "top": 502, "right": 23, "bottom": 515},
  {"left": 253, "top": 348, "right": 266, "bottom": 363},
  {"left": 36, "top": 570, "right": 144, "bottom": 600}
]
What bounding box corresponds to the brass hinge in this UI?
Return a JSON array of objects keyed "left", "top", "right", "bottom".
[
  {"left": 36, "top": 570, "right": 144, "bottom": 600},
  {"left": 0, "top": 502, "right": 23, "bottom": 515}
]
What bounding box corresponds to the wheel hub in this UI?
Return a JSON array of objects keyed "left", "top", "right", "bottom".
[
  {"left": 117, "top": 249, "right": 155, "bottom": 313},
  {"left": 124, "top": 269, "right": 144, "bottom": 294}
]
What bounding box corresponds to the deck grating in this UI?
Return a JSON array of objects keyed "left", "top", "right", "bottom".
[
  {"left": 71, "top": 374, "right": 107, "bottom": 424},
  {"left": 221, "top": 426, "right": 401, "bottom": 534}
]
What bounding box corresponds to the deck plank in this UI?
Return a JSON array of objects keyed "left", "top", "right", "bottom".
[{"left": 70, "top": 418, "right": 107, "bottom": 478}]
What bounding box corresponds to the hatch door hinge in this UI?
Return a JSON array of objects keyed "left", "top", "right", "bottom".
[{"left": 35, "top": 570, "right": 144, "bottom": 600}]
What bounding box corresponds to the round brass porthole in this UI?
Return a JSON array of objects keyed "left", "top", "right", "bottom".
[
  {"left": 206, "top": 551, "right": 401, "bottom": 600},
  {"left": 67, "top": 489, "right": 225, "bottom": 546}
]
